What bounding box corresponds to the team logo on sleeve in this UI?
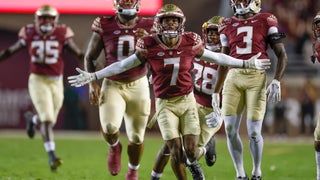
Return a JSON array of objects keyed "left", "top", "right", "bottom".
[
  {"left": 157, "top": 52, "right": 165, "bottom": 56},
  {"left": 113, "top": 30, "right": 121, "bottom": 35}
]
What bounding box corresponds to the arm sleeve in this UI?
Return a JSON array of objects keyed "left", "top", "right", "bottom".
[
  {"left": 95, "top": 54, "right": 142, "bottom": 79},
  {"left": 200, "top": 49, "right": 243, "bottom": 67}
]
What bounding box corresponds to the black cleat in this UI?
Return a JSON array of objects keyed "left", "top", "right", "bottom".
[
  {"left": 251, "top": 175, "right": 261, "bottom": 180},
  {"left": 24, "top": 111, "right": 35, "bottom": 138},
  {"left": 150, "top": 176, "right": 160, "bottom": 180},
  {"left": 205, "top": 136, "right": 217, "bottom": 167},
  {"left": 186, "top": 160, "right": 205, "bottom": 180},
  {"left": 49, "top": 156, "right": 63, "bottom": 171},
  {"left": 236, "top": 175, "right": 249, "bottom": 180}
]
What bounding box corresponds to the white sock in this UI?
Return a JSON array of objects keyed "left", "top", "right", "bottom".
[
  {"left": 151, "top": 170, "right": 163, "bottom": 178},
  {"left": 316, "top": 151, "right": 320, "bottom": 180},
  {"left": 247, "top": 120, "right": 263, "bottom": 177},
  {"left": 225, "top": 115, "right": 246, "bottom": 177},
  {"left": 128, "top": 162, "right": 140, "bottom": 170},
  {"left": 109, "top": 140, "right": 119, "bottom": 147},
  {"left": 44, "top": 141, "right": 55, "bottom": 152},
  {"left": 197, "top": 146, "right": 206, "bottom": 159},
  {"left": 32, "top": 115, "right": 38, "bottom": 125}
]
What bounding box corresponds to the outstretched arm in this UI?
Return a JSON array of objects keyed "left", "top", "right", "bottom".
[
  {"left": 68, "top": 52, "right": 143, "bottom": 87},
  {"left": 0, "top": 40, "right": 25, "bottom": 62},
  {"left": 198, "top": 49, "right": 270, "bottom": 70}
]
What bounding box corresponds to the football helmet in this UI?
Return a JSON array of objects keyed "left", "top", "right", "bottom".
[
  {"left": 154, "top": 4, "right": 185, "bottom": 38},
  {"left": 114, "top": 0, "right": 140, "bottom": 20},
  {"left": 312, "top": 11, "right": 320, "bottom": 39},
  {"left": 202, "top": 16, "right": 224, "bottom": 52},
  {"left": 34, "top": 5, "right": 59, "bottom": 34},
  {"left": 230, "top": 0, "right": 261, "bottom": 15}
]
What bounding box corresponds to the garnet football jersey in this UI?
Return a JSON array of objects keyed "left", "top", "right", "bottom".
[
  {"left": 91, "top": 16, "right": 154, "bottom": 81},
  {"left": 193, "top": 58, "right": 219, "bottom": 107},
  {"left": 314, "top": 40, "right": 320, "bottom": 62},
  {"left": 136, "top": 32, "right": 203, "bottom": 99},
  {"left": 19, "top": 24, "right": 74, "bottom": 76},
  {"left": 220, "top": 13, "right": 279, "bottom": 60}
]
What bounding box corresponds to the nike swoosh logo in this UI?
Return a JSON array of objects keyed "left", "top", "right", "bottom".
[{"left": 177, "top": 51, "right": 183, "bottom": 54}]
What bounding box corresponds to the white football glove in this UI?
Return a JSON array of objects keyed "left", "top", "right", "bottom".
[
  {"left": 206, "top": 93, "right": 222, "bottom": 128},
  {"left": 266, "top": 79, "right": 281, "bottom": 103},
  {"left": 205, "top": 111, "right": 223, "bottom": 128},
  {"left": 243, "top": 53, "right": 271, "bottom": 70},
  {"left": 68, "top": 68, "right": 97, "bottom": 87}
]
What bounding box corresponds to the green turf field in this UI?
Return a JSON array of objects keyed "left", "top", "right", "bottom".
[{"left": 0, "top": 131, "right": 315, "bottom": 180}]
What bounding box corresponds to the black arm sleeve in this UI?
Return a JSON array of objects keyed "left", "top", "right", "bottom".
[{"left": 267, "top": 32, "right": 286, "bottom": 46}]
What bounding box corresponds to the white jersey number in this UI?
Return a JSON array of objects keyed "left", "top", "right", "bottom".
[
  {"left": 236, "top": 26, "right": 253, "bottom": 54},
  {"left": 193, "top": 62, "right": 217, "bottom": 95},
  {"left": 164, "top": 57, "right": 180, "bottom": 86},
  {"left": 31, "top": 40, "right": 59, "bottom": 64},
  {"left": 117, "top": 35, "right": 135, "bottom": 60}
]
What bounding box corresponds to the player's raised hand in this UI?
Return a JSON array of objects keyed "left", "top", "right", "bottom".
[
  {"left": 68, "top": 68, "right": 97, "bottom": 87},
  {"left": 244, "top": 52, "right": 271, "bottom": 70}
]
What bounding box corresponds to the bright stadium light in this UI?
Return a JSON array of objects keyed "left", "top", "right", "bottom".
[{"left": 0, "top": 0, "right": 162, "bottom": 15}]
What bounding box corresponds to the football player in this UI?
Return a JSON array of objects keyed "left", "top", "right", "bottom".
[
  {"left": 312, "top": 10, "right": 320, "bottom": 180},
  {"left": 0, "top": 5, "right": 83, "bottom": 171},
  {"left": 149, "top": 16, "right": 225, "bottom": 180},
  {"left": 82, "top": 0, "right": 154, "bottom": 179},
  {"left": 211, "top": 0, "right": 288, "bottom": 179},
  {"left": 68, "top": 4, "right": 270, "bottom": 180}
]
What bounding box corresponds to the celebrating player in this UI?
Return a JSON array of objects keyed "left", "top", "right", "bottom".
[
  {"left": 0, "top": 5, "right": 83, "bottom": 171},
  {"left": 149, "top": 16, "right": 225, "bottom": 180}
]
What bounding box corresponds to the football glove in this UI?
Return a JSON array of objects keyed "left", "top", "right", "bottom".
[
  {"left": 266, "top": 79, "right": 281, "bottom": 103},
  {"left": 243, "top": 53, "right": 271, "bottom": 70},
  {"left": 68, "top": 68, "right": 97, "bottom": 87},
  {"left": 205, "top": 111, "right": 223, "bottom": 128}
]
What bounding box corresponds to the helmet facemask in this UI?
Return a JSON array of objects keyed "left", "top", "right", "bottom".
[
  {"left": 230, "top": 0, "right": 261, "bottom": 15},
  {"left": 155, "top": 4, "right": 185, "bottom": 38},
  {"left": 35, "top": 5, "right": 59, "bottom": 34},
  {"left": 114, "top": 0, "right": 140, "bottom": 20}
]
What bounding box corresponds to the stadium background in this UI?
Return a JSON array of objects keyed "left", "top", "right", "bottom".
[{"left": 0, "top": 0, "right": 320, "bottom": 137}]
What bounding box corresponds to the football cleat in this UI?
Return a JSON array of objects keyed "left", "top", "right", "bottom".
[
  {"left": 186, "top": 160, "right": 205, "bottom": 180},
  {"left": 126, "top": 168, "right": 138, "bottom": 180},
  {"left": 150, "top": 176, "right": 160, "bottom": 180},
  {"left": 236, "top": 175, "right": 249, "bottom": 180},
  {"left": 24, "top": 111, "right": 35, "bottom": 138},
  {"left": 108, "top": 142, "right": 122, "bottom": 175},
  {"left": 205, "top": 136, "right": 217, "bottom": 167},
  {"left": 251, "top": 175, "right": 261, "bottom": 180},
  {"left": 49, "top": 156, "right": 63, "bottom": 171}
]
